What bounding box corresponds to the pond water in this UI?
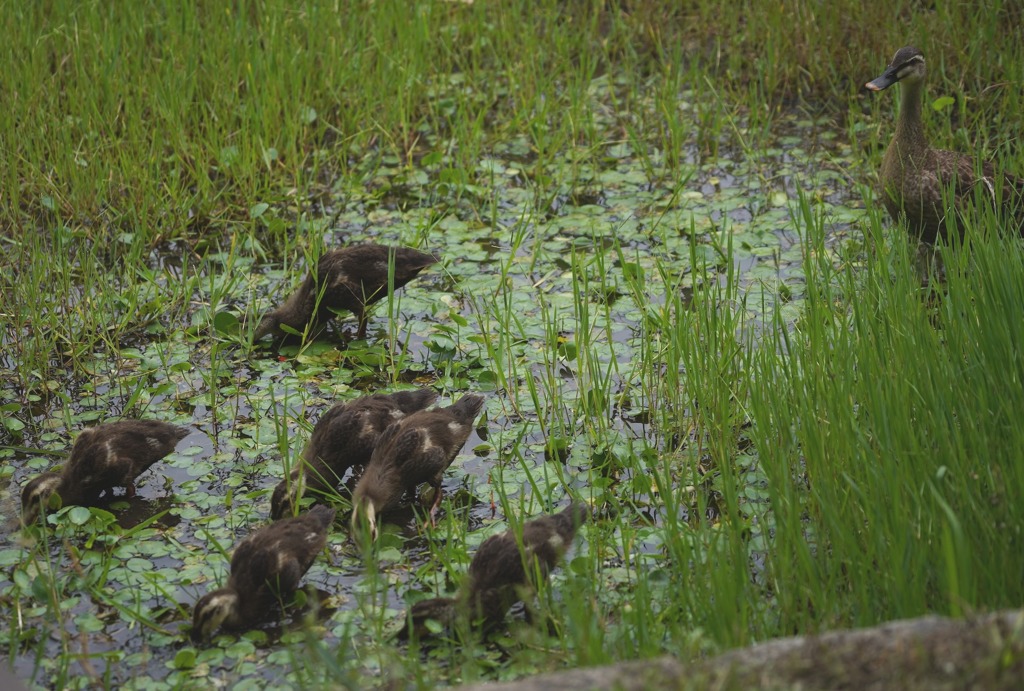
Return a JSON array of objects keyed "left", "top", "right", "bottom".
[{"left": 0, "top": 87, "right": 867, "bottom": 687}]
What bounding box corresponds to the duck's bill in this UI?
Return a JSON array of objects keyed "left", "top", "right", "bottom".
[{"left": 865, "top": 67, "right": 899, "bottom": 91}]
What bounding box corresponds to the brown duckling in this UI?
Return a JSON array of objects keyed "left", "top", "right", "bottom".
[
  {"left": 21, "top": 420, "right": 189, "bottom": 526},
  {"left": 252, "top": 243, "right": 438, "bottom": 341},
  {"left": 350, "top": 393, "right": 485, "bottom": 540},
  {"left": 191, "top": 504, "right": 335, "bottom": 641},
  {"left": 270, "top": 389, "right": 439, "bottom": 520},
  {"left": 404, "top": 502, "right": 589, "bottom": 638},
  {"left": 866, "top": 46, "right": 1023, "bottom": 243}
]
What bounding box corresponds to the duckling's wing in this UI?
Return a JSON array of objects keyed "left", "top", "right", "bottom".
[
  {"left": 465, "top": 532, "right": 530, "bottom": 623},
  {"left": 63, "top": 431, "right": 134, "bottom": 495},
  {"left": 306, "top": 401, "right": 391, "bottom": 472},
  {"left": 304, "top": 406, "right": 361, "bottom": 472},
  {"left": 361, "top": 412, "right": 436, "bottom": 479},
  {"left": 228, "top": 536, "right": 281, "bottom": 598},
  {"left": 278, "top": 510, "right": 331, "bottom": 566},
  {"left": 229, "top": 524, "right": 318, "bottom": 599},
  {"left": 320, "top": 245, "right": 436, "bottom": 309},
  {"left": 469, "top": 532, "right": 529, "bottom": 590},
  {"left": 68, "top": 421, "right": 185, "bottom": 486},
  {"left": 314, "top": 251, "right": 363, "bottom": 310},
  {"left": 380, "top": 388, "right": 440, "bottom": 415},
  {"left": 364, "top": 413, "right": 405, "bottom": 458},
  {"left": 399, "top": 427, "right": 460, "bottom": 486},
  {"left": 472, "top": 510, "right": 583, "bottom": 592}
]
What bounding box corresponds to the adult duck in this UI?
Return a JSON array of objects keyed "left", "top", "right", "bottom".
[{"left": 866, "top": 46, "right": 1023, "bottom": 243}]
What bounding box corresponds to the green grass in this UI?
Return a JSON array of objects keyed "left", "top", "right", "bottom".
[
  {"left": 755, "top": 200, "right": 1024, "bottom": 625},
  {"left": 2, "top": 0, "right": 1024, "bottom": 689}
]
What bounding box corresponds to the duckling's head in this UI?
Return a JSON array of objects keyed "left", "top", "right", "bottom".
[
  {"left": 866, "top": 46, "right": 926, "bottom": 91},
  {"left": 269, "top": 482, "right": 293, "bottom": 521},
  {"left": 20, "top": 473, "right": 64, "bottom": 527},
  {"left": 252, "top": 312, "right": 282, "bottom": 342},
  {"left": 191, "top": 588, "right": 240, "bottom": 642},
  {"left": 270, "top": 471, "right": 306, "bottom": 520},
  {"left": 400, "top": 596, "right": 458, "bottom": 640},
  {"left": 350, "top": 497, "right": 379, "bottom": 542}
]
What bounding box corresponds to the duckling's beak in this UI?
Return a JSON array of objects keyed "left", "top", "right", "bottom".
[
  {"left": 366, "top": 503, "right": 378, "bottom": 542},
  {"left": 865, "top": 65, "right": 900, "bottom": 91},
  {"left": 350, "top": 501, "right": 379, "bottom": 543}
]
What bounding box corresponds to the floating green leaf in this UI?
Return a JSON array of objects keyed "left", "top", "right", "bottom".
[
  {"left": 213, "top": 311, "right": 241, "bottom": 336},
  {"left": 173, "top": 649, "right": 197, "bottom": 670},
  {"left": 67, "top": 506, "right": 92, "bottom": 526}
]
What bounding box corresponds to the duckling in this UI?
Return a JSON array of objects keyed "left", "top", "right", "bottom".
[
  {"left": 403, "top": 502, "right": 589, "bottom": 638},
  {"left": 350, "top": 393, "right": 485, "bottom": 540},
  {"left": 191, "top": 504, "right": 335, "bottom": 641},
  {"left": 270, "top": 389, "right": 439, "bottom": 520},
  {"left": 866, "top": 46, "right": 1023, "bottom": 243},
  {"left": 252, "top": 244, "right": 438, "bottom": 341},
  {"left": 21, "top": 420, "right": 189, "bottom": 526}
]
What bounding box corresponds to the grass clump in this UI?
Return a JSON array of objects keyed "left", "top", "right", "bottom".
[{"left": 750, "top": 205, "right": 1024, "bottom": 630}]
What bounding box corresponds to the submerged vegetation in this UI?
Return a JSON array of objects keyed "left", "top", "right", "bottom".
[{"left": 2, "top": 1, "right": 1023, "bottom": 688}]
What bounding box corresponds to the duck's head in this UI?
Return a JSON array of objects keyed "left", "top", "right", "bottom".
[
  {"left": 191, "top": 588, "right": 239, "bottom": 642},
  {"left": 20, "top": 473, "right": 64, "bottom": 527},
  {"left": 866, "top": 46, "right": 926, "bottom": 91}
]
